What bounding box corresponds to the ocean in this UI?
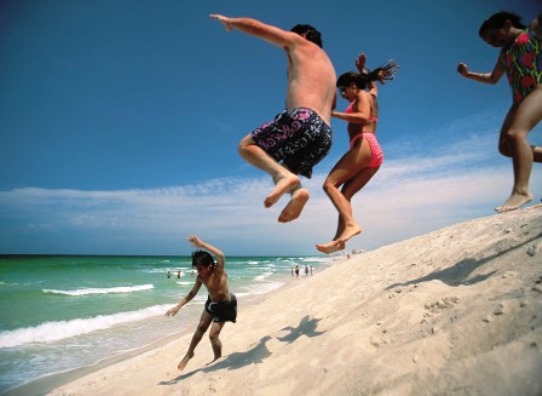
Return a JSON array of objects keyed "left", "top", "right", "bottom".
[{"left": 0, "top": 254, "right": 331, "bottom": 394}]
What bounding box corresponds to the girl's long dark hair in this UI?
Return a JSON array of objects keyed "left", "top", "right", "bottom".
[
  {"left": 337, "top": 60, "right": 399, "bottom": 89},
  {"left": 478, "top": 11, "right": 526, "bottom": 37}
]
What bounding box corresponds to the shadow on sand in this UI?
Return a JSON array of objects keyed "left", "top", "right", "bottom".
[
  {"left": 386, "top": 233, "right": 541, "bottom": 290},
  {"left": 159, "top": 315, "right": 325, "bottom": 385}
]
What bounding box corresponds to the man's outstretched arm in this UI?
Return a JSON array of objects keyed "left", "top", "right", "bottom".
[{"left": 210, "top": 14, "right": 301, "bottom": 49}]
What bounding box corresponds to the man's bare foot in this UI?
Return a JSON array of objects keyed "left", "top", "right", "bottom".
[
  {"left": 337, "top": 224, "right": 362, "bottom": 244},
  {"left": 177, "top": 352, "right": 194, "bottom": 371},
  {"left": 264, "top": 174, "right": 300, "bottom": 208},
  {"left": 495, "top": 193, "right": 533, "bottom": 213},
  {"left": 278, "top": 188, "right": 310, "bottom": 223},
  {"left": 315, "top": 240, "right": 346, "bottom": 254}
]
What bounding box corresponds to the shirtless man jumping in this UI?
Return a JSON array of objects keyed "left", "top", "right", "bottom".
[{"left": 210, "top": 14, "right": 336, "bottom": 223}]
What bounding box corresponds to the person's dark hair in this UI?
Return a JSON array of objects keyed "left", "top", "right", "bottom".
[
  {"left": 337, "top": 60, "right": 398, "bottom": 90},
  {"left": 290, "top": 24, "right": 323, "bottom": 48},
  {"left": 478, "top": 11, "right": 526, "bottom": 37},
  {"left": 192, "top": 250, "right": 214, "bottom": 267}
]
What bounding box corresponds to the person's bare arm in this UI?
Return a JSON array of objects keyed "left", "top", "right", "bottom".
[
  {"left": 332, "top": 91, "right": 372, "bottom": 124},
  {"left": 166, "top": 279, "right": 202, "bottom": 317},
  {"left": 210, "top": 14, "right": 302, "bottom": 50},
  {"left": 457, "top": 59, "right": 504, "bottom": 84},
  {"left": 188, "top": 235, "right": 225, "bottom": 269}
]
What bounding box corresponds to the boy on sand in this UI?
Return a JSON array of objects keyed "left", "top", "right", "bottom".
[
  {"left": 166, "top": 235, "right": 237, "bottom": 371},
  {"left": 210, "top": 14, "right": 336, "bottom": 223}
]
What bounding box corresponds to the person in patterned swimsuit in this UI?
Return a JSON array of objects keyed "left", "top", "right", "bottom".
[
  {"left": 210, "top": 14, "right": 336, "bottom": 223},
  {"left": 457, "top": 11, "right": 542, "bottom": 213}
]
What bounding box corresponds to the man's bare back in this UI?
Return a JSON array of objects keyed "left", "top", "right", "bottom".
[{"left": 285, "top": 39, "right": 336, "bottom": 125}]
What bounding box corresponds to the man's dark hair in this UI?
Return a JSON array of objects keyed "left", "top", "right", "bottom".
[
  {"left": 290, "top": 24, "right": 323, "bottom": 48},
  {"left": 192, "top": 250, "right": 214, "bottom": 267}
]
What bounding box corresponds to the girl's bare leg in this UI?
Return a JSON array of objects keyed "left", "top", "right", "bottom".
[
  {"left": 316, "top": 140, "right": 372, "bottom": 253},
  {"left": 496, "top": 87, "right": 542, "bottom": 212},
  {"left": 336, "top": 166, "right": 379, "bottom": 242}
]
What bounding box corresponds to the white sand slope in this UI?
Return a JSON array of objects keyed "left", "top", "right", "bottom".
[{"left": 49, "top": 204, "right": 542, "bottom": 396}]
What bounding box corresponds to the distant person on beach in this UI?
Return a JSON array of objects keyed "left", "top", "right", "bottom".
[
  {"left": 316, "top": 54, "right": 398, "bottom": 254},
  {"left": 457, "top": 11, "right": 542, "bottom": 213},
  {"left": 166, "top": 235, "right": 237, "bottom": 371},
  {"left": 210, "top": 14, "right": 336, "bottom": 223}
]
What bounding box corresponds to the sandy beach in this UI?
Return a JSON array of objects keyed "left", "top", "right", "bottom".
[{"left": 45, "top": 204, "right": 542, "bottom": 396}]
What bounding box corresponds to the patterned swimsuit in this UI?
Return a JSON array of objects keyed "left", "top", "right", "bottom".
[
  {"left": 501, "top": 27, "right": 542, "bottom": 104},
  {"left": 250, "top": 107, "right": 332, "bottom": 178}
]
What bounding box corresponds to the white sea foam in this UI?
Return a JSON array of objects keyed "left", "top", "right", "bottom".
[
  {"left": 253, "top": 271, "right": 274, "bottom": 282},
  {"left": 42, "top": 284, "right": 154, "bottom": 296},
  {"left": 0, "top": 304, "right": 172, "bottom": 348}
]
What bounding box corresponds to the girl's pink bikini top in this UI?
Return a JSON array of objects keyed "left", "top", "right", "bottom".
[{"left": 345, "top": 102, "right": 378, "bottom": 123}]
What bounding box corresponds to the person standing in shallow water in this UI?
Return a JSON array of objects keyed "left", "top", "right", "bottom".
[
  {"left": 210, "top": 14, "right": 336, "bottom": 223},
  {"left": 457, "top": 11, "right": 542, "bottom": 213},
  {"left": 166, "top": 235, "right": 236, "bottom": 371}
]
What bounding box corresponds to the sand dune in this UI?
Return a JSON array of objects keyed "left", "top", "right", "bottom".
[{"left": 49, "top": 204, "right": 542, "bottom": 396}]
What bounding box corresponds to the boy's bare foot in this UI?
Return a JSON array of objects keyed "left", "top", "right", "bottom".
[
  {"left": 495, "top": 193, "right": 533, "bottom": 213},
  {"left": 177, "top": 352, "right": 194, "bottom": 371},
  {"left": 315, "top": 240, "right": 345, "bottom": 254},
  {"left": 337, "top": 225, "right": 362, "bottom": 244},
  {"left": 264, "top": 174, "right": 300, "bottom": 208},
  {"left": 278, "top": 188, "right": 310, "bottom": 223}
]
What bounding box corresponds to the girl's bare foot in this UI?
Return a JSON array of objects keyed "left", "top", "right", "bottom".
[
  {"left": 495, "top": 193, "right": 533, "bottom": 213},
  {"left": 315, "top": 240, "right": 345, "bottom": 254},
  {"left": 337, "top": 224, "right": 362, "bottom": 244},
  {"left": 278, "top": 188, "right": 310, "bottom": 223},
  {"left": 178, "top": 352, "right": 194, "bottom": 371},
  {"left": 264, "top": 174, "right": 300, "bottom": 208}
]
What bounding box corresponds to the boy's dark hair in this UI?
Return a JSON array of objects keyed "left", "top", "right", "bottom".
[
  {"left": 479, "top": 11, "right": 526, "bottom": 37},
  {"left": 192, "top": 250, "right": 214, "bottom": 267},
  {"left": 336, "top": 60, "right": 398, "bottom": 90},
  {"left": 290, "top": 24, "right": 323, "bottom": 48}
]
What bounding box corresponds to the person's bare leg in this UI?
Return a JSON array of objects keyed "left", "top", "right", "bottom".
[
  {"left": 178, "top": 311, "right": 213, "bottom": 371},
  {"left": 495, "top": 87, "right": 542, "bottom": 212},
  {"left": 335, "top": 167, "right": 379, "bottom": 243},
  {"left": 317, "top": 143, "right": 372, "bottom": 249},
  {"left": 239, "top": 135, "right": 300, "bottom": 208},
  {"left": 316, "top": 164, "right": 379, "bottom": 254},
  {"left": 208, "top": 321, "right": 226, "bottom": 363},
  {"left": 278, "top": 185, "right": 310, "bottom": 223}
]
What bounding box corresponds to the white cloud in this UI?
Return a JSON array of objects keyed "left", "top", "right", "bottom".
[{"left": 1, "top": 109, "right": 541, "bottom": 256}]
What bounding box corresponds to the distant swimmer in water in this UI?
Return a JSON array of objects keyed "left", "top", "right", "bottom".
[{"left": 166, "top": 235, "right": 236, "bottom": 371}]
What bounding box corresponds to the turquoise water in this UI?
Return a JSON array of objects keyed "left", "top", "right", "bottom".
[{"left": 0, "top": 254, "right": 330, "bottom": 393}]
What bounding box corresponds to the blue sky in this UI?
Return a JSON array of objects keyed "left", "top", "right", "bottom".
[{"left": 1, "top": 0, "right": 541, "bottom": 256}]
